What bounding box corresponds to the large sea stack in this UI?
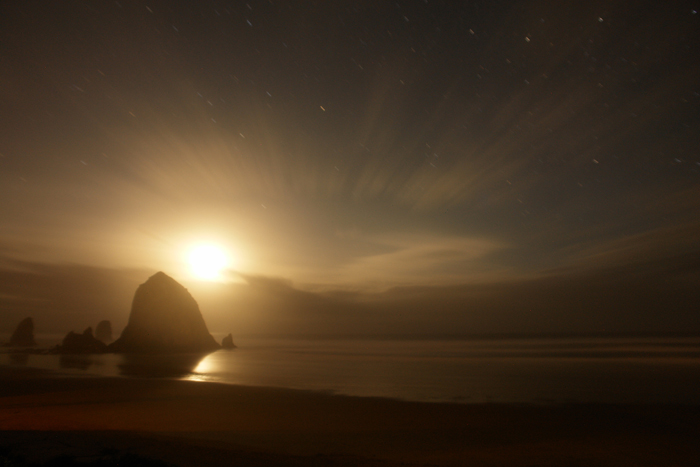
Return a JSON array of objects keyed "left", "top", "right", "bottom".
[
  {"left": 108, "top": 272, "right": 220, "bottom": 353},
  {"left": 9, "top": 317, "right": 37, "bottom": 347}
]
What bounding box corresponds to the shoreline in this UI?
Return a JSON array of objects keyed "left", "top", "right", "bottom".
[
  {"left": 2, "top": 366, "right": 700, "bottom": 466},
  {"left": 5, "top": 339, "right": 700, "bottom": 407}
]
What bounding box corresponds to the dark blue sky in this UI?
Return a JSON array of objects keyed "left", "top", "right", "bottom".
[{"left": 1, "top": 1, "right": 699, "bottom": 337}]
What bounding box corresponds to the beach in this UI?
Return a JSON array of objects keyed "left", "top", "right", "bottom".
[{"left": 1, "top": 366, "right": 698, "bottom": 466}]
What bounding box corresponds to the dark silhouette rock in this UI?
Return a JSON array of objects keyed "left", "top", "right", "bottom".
[
  {"left": 9, "top": 317, "right": 37, "bottom": 347},
  {"left": 95, "top": 320, "right": 113, "bottom": 343},
  {"left": 221, "top": 333, "right": 237, "bottom": 349},
  {"left": 108, "top": 271, "right": 221, "bottom": 354},
  {"left": 58, "top": 327, "right": 108, "bottom": 354}
]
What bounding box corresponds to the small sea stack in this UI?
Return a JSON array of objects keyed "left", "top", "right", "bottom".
[
  {"left": 95, "top": 320, "right": 113, "bottom": 343},
  {"left": 221, "top": 333, "right": 237, "bottom": 349},
  {"left": 9, "top": 317, "right": 37, "bottom": 347},
  {"left": 57, "top": 327, "right": 108, "bottom": 354}
]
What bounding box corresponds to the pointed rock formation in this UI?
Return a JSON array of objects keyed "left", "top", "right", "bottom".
[
  {"left": 108, "top": 272, "right": 221, "bottom": 354},
  {"left": 57, "top": 327, "right": 108, "bottom": 354},
  {"left": 221, "top": 333, "right": 237, "bottom": 349},
  {"left": 95, "top": 320, "right": 113, "bottom": 343},
  {"left": 9, "top": 317, "right": 37, "bottom": 347}
]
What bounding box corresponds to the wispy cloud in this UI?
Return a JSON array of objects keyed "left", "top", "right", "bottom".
[{"left": 326, "top": 232, "right": 508, "bottom": 289}]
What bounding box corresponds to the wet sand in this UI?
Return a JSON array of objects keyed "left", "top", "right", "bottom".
[{"left": 1, "top": 366, "right": 698, "bottom": 466}]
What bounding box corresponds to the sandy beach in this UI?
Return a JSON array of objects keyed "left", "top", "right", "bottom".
[{"left": 1, "top": 366, "right": 698, "bottom": 466}]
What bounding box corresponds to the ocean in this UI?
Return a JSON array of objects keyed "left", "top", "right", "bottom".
[{"left": 3, "top": 336, "right": 700, "bottom": 405}]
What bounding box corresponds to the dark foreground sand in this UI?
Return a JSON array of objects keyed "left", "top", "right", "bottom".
[{"left": 1, "top": 366, "right": 698, "bottom": 466}]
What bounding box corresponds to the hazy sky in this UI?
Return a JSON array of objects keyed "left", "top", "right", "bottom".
[{"left": 1, "top": 1, "right": 699, "bottom": 337}]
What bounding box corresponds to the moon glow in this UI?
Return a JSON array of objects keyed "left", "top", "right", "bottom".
[{"left": 188, "top": 244, "right": 229, "bottom": 281}]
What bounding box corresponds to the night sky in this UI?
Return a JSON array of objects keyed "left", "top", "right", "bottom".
[{"left": 1, "top": 1, "right": 699, "bottom": 338}]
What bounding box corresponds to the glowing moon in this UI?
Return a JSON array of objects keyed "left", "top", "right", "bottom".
[{"left": 188, "top": 244, "right": 229, "bottom": 281}]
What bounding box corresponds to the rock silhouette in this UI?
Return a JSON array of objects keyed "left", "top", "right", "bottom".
[
  {"left": 108, "top": 271, "right": 221, "bottom": 354},
  {"left": 58, "top": 327, "right": 108, "bottom": 354},
  {"left": 95, "top": 320, "right": 113, "bottom": 343},
  {"left": 221, "top": 333, "right": 237, "bottom": 349},
  {"left": 9, "top": 317, "right": 37, "bottom": 347}
]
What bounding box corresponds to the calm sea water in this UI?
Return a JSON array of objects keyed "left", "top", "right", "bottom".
[{"left": 3, "top": 335, "right": 700, "bottom": 405}]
